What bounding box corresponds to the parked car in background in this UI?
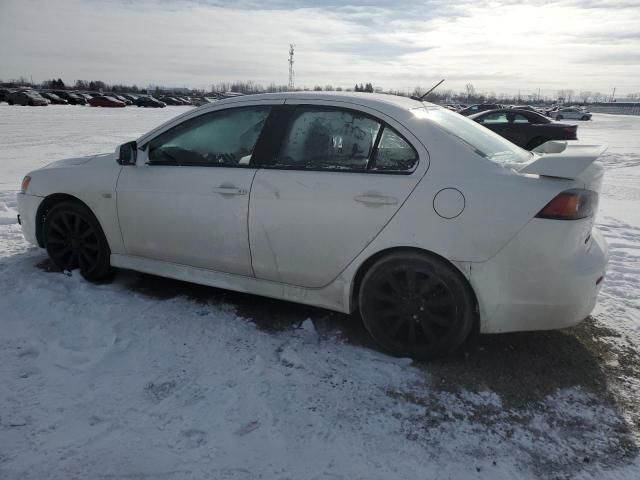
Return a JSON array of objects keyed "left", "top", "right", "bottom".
[
  {"left": 88, "top": 95, "right": 126, "bottom": 108},
  {"left": 102, "top": 93, "right": 131, "bottom": 105},
  {"left": 458, "top": 104, "right": 501, "bottom": 116},
  {"left": 40, "top": 92, "right": 69, "bottom": 105},
  {"left": 469, "top": 109, "right": 578, "bottom": 150},
  {"left": 158, "top": 96, "right": 184, "bottom": 106},
  {"left": 551, "top": 108, "right": 592, "bottom": 121},
  {"left": 17, "top": 92, "right": 608, "bottom": 361},
  {"left": 192, "top": 97, "right": 216, "bottom": 107},
  {"left": 0, "top": 88, "right": 14, "bottom": 103},
  {"left": 6, "top": 90, "right": 48, "bottom": 106},
  {"left": 135, "top": 96, "right": 166, "bottom": 108},
  {"left": 509, "top": 105, "right": 541, "bottom": 113},
  {"left": 121, "top": 94, "right": 139, "bottom": 103},
  {"left": 51, "top": 91, "right": 87, "bottom": 105}
]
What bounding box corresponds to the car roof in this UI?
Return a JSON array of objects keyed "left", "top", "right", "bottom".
[
  {"left": 468, "top": 108, "right": 543, "bottom": 119},
  {"left": 136, "top": 92, "right": 438, "bottom": 145},
  {"left": 208, "top": 91, "right": 430, "bottom": 113}
]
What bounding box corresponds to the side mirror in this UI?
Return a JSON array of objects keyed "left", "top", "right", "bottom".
[{"left": 116, "top": 141, "right": 137, "bottom": 165}]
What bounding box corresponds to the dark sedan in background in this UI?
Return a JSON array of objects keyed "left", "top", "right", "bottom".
[
  {"left": 51, "top": 90, "right": 87, "bottom": 105},
  {"left": 135, "top": 96, "right": 166, "bottom": 108},
  {"left": 40, "top": 92, "right": 68, "bottom": 105},
  {"left": 469, "top": 109, "right": 577, "bottom": 150},
  {"left": 6, "top": 90, "right": 48, "bottom": 106},
  {"left": 458, "top": 103, "right": 502, "bottom": 116},
  {"left": 88, "top": 95, "right": 126, "bottom": 108}
]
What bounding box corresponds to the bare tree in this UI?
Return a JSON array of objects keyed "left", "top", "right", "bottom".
[
  {"left": 579, "top": 91, "right": 592, "bottom": 103},
  {"left": 465, "top": 83, "right": 475, "bottom": 100}
]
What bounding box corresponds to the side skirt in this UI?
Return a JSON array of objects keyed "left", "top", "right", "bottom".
[{"left": 110, "top": 254, "right": 349, "bottom": 313}]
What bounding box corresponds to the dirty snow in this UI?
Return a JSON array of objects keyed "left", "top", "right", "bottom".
[{"left": 0, "top": 104, "right": 639, "bottom": 479}]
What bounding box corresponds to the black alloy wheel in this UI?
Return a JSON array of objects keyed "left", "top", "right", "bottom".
[
  {"left": 359, "top": 253, "right": 475, "bottom": 360},
  {"left": 44, "top": 202, "right": 114, "bottom": 281}
]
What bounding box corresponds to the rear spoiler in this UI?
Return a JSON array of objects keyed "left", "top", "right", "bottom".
[{"left": 519, "top": 141, "right": 607, "bottom": 180}]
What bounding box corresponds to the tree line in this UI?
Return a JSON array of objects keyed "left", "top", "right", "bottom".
[{"left": 1, "top": 76, "right": 638, "bottom": 103}]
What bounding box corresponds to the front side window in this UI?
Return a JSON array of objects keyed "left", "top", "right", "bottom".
[
  {"left": 275, "top": 108, "right": 381, "bottom": 170},
  {"left": 147, "top": 106, "right": 271, "bottom": 166}
]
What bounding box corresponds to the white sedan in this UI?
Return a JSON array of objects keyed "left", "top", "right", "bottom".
[
  {"left": 553, "top": 107, "right": 592, "bottom": 121},
  {"left": 17, "top": 92, "right": 608, "bottom": 360}
]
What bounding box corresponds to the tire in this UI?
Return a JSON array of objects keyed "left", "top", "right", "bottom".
[
  {"left": 358, "top": 252, "right": 476, "bottom": 360},
  {"left": 555, "top": 115, "right": 563, "bottom": 120},
  {"left": 581, "top": 115, "right": 589, "bottom": 121},
  {"left": 44, "top": 202, "right": 114, "bottom": 282},
  {"left": 526, "top": 136, "right": 550, "bottom": 150},
  {"left": 7, "top": 101, "right": 13, "bottom": 105}
]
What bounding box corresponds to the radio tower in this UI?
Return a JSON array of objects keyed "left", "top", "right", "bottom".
[{"left": 288, "top": 44, "right": 295, "bottom": 91}]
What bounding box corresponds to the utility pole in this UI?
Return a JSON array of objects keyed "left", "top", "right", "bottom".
[
  {"left": 288, "top": 44, "right": 295, "bottom": 91},
  {"left": 610, "top": 87, "right": 616, "bottom": 102}
]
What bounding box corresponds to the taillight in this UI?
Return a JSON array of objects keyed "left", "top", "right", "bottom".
[
  {"left": 562, "top": 126, "right": 577, "bottom": 134},
  {"left": 21, "top": 175, "right": 31, "bottom": 193},
  {"left": 535, "top": 189, "right": 598, "bottom": 220}
]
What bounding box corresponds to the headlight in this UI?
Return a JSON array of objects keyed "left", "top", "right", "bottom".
[{"left": 21, "top": 175, "right": 31, "bottom": 193}]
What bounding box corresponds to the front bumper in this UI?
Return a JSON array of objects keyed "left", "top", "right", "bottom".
[
  {"left": 470, "top": 218, "right": 609, "bottom": 334},
  {"left": 16, "top": 193, "right": 44, "bottom": 246}
]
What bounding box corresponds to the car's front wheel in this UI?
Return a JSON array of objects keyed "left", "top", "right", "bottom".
[
  {"left": 359, "top": 252, "right": 476, "bottom": 360},
  {"left": 555, "top": 115, "right": 563, "bottom": 120},
  {"left": 581, "top": 115, "right": 590, "bottom": 120},
  {"left": 44, "top": 202, "right": 114, "bottom": 281}
]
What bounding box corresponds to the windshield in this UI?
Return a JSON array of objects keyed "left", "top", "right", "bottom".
[{"left": 416, "top": 107, "right": 532, "bottom": 166}]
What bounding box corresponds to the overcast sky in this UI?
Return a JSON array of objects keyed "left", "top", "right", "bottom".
[{"left": 1, "top": 0, "right": 639, "bottom": 97}]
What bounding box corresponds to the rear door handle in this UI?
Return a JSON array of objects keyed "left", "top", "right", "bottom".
[
  {"left": 212, "top": 186, "right": 247, "bottom": 195},
  {"left": 354, "top": 194, "right": 398, "bottom": 205}
]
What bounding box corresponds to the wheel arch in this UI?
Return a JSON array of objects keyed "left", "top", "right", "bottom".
[
  {"left": 349, "top": 246, "right": 478, "bottom": 317},
  {"left": 35, "top": 193, "right": 104, "bottom": 248}
]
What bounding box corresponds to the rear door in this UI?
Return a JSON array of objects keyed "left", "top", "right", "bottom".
[{"left": 248, "top": 101, "right": 429, "bottom": 288}]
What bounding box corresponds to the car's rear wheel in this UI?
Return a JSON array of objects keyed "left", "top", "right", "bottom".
[
  {"left": 526, "top": 136, "right": 550, "bottom": 150},
  {"left": 44, "top": 202, "right": 114, "bottom": 282},
  {"left": 581, "top": 115, "right": 589, "bottom": 120},
  {"left": 359, "top": 252, "right": 476, "bottom": 360}
]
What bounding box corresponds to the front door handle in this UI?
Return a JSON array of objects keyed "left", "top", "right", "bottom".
[
  {"left": 355, "top": 194, "right": 398, "bottom": 205},
  {"left": 212, "top": 186, "right": 247, "bottom": 195}
]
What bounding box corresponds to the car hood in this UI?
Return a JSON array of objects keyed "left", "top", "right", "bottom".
[{"left": 43, "top": 152, "right": 117, "bottom": 169}]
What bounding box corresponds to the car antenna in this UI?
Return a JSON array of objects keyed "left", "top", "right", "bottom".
[{"left": 411, "top": 79, "right": 445, "bottom": 102}]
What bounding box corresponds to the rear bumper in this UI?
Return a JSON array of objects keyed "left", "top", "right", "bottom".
[
  {"left": 16, "top": 193, "right": 43, "bottom": 246},
  {"left": 470, "top": 218, "right": 609, "bottom": 333}
]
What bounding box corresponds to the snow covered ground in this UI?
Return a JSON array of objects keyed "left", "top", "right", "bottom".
[{"left": 0, "top": 104, "right": 639, "bottom": 479}]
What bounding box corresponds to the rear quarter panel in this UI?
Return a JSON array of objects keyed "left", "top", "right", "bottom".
[{"left": 339, "top": 116, "right": 576, "bottom": 293}]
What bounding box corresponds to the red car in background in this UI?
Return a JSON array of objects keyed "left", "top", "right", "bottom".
[{"left": 88, "top": 95, "right": 126, "bottom": 108}]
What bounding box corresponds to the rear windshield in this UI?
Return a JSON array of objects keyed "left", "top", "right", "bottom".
[{"left": 416, "top": 107, "right": 532, "bottom": 166}]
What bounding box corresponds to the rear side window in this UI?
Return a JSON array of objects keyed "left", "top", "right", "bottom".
[
  {"left": 371, "top": 127, "right": 418, "bottom": 171},
  {"left": 512, "top": 114, "right": 530, "bottom": 123},
  {"left": 478, "top": 112, "right": 508, "bottom": 124},
  {"left": 276, "top": 108, "right": 381, "bottom": 170},
  {"left": 274, "top": 107, "right": 418, "bottom": 173}
]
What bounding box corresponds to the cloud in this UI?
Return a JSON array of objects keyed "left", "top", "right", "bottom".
[{"left": 0, "top": 0, "right": 638, "bottom": 95}]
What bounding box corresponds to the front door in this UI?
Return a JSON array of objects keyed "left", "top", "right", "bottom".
[
  {"left": 249, "top": 102, "right": 428, "bottom": 288},
  {"left": 116, "top": 104, "right": 274, "bottom": 276}
]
